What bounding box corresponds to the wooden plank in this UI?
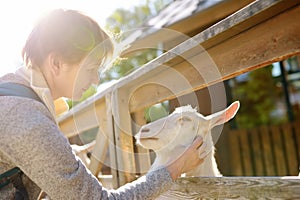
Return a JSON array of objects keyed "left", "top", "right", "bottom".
[
  {"left": 57, "top": 99, "right": 106, "bottom": 138},
  {"left": 259, "top": 126, "right": 276, "bottom": 176},
  {"left": 157, "top": 176, "right": 300, "bottom": 199},
  {"left": 227, "top": 130, "right": 243, "bottom": 176},
  {"left": 270, "top": 125, "right": 287, "bottom": 176},
  {"left": 239, "top": 129, "right": 253, "bottom": 176},
  {"left": 214, "top": 125, "right": 231, "bottom": 175},
  {"left": 105, "top": 94, "right": 119, "bottom": 188},
  {"left": 292, "top": 120, "right": 300, "bottom": 170},
  {"left": 131, "top": 111, "right": 151, "bottom": 175},
  {"left": 128, "top": 2, "right": 300, "bottom": 112},
  {"left": 249, "top": 128, "right": 264, "bottom": 176},
  {"left": 281, "top": 123, "right": 299, "bottom": 175},
  {"left": 88, "top": 125, "right": 109, "bottom": 176},
  {"left": 111, "top": 89, "right": 137, "bottom": 186}
]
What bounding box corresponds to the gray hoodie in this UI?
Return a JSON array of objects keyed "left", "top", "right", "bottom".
[{"left": 0, "top": 67, "right": 173, "bottom": 200}]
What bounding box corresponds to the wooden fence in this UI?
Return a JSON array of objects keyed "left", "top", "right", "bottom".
[
  {"left": 216, "top": 119, "right": 300, "bottom": 177},
  {"left": 57, "top": 0, "right": 300, "bottom": 198}
]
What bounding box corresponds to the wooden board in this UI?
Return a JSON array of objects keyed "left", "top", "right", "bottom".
[
  {"left": 227, "top": 130, "right": 243, "bottom": 176},
  {"left": 128, "top": 1, "right": 300, "bottom": 112},
  {"left": 157, "top": 176, "right": 300, "bottom": 199},
  {"left": 293, "top": 120, "right": 300, "bottom": 169},
  {"left": 239, "top": 129, "right": 253, "bottom": 176},
  {"left": 281, "top": 123, "right": 299, "bottom": 175},
  {"left": 57, "top": 98, "right": 106, "bottom": 138},
  {"left": 250, "top": 128, "right": 265, "bottom": 176},
  {"left": 270, "top": 126, "right": 288, "bottom": 176},
  {"left": 224, "top": 122, "right": 300, "bottom": 176},
  {"left": 259, "top": 126, "right": 276, "bottom": 176}
]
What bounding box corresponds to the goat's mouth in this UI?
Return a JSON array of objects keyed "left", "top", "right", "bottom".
[
  {"left": 138, "top": 137, "right": 159, "bottom": 141},
  {"left": 136, "top": 137, "right": 159, "bottom": 148}
]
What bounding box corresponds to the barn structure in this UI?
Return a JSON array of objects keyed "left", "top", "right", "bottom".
[{"left": 56, "top": 0, "right": 300, "bottom": 198}]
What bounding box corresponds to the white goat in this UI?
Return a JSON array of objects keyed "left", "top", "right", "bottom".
[{"left": 135, "top": 101, "right": 240, "bottom": 177}]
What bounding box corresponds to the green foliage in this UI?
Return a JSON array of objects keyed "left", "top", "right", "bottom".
[
  {"left": 66, "top": 85, "right": 97, "bottom": 109},
  {"left": 144, "top": 102, "right": 169, "bottom": 122},
  {"left": 232, "top": 65, "right": 283, "bottom": 129},
  {"left": 105, "top": 0, "right": 172, "bottom": 33},
  {"left": 100, "top": 49, "right": 159, "bottom": 83},
  {"left": 101, "top": 0, "right": 173, "bottom": 83}
]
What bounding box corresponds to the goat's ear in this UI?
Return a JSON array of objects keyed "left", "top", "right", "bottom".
[{"left": 207, "top": 101, "right": 240, "bottom": 127}]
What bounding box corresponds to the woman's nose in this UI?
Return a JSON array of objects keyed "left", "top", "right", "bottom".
[{"left": 91, "top": 74, "right": 100, "bottom": 85}]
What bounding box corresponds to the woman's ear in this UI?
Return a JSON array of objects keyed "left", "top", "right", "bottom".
[{"left": 47, "top": 53, "right": 62, "bottom": 76}]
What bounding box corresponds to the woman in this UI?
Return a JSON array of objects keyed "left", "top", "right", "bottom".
[{"left": 0, "top": 9, "right": 206, "bottom": 199}]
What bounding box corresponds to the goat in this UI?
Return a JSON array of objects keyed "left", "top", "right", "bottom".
[{"left": 135, "top": 101, "right": 240, "bottom": 177}]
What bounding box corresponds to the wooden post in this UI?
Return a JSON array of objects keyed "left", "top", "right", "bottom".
[
  {"left": 111, "top": 89, "right": 137, "bottom": 186},
  {"left": 88, "top": 124, "right": 109, "bottom": 177},
  {"left": 105, "top": 93, "right": 120, "bottom": 188},
  {"left": 131, "top": 110, "right": 151, "bottom": 175}
]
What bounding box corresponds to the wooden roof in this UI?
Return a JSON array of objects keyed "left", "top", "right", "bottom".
[{"left": 122, "top": 0, "right": 255, "bottom": 56}]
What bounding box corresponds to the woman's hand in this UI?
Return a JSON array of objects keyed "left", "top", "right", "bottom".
[{"left": 166, "top": 136, "right": 207, "bottom": 180}]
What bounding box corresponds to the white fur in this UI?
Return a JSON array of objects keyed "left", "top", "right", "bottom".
[{"left": 135, "top": 101, "right": 240, "bottom": 177}]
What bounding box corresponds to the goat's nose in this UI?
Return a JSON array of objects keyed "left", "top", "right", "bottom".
[{"left": 141, "top": 127, "right": 150, "bottom": 133}]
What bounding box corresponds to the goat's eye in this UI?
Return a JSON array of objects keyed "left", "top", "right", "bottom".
[
  {"left": 178, "top": 116, "right": 192, "bottom": 122},
  {"left": 141, "top": 128, "right": 150, "bottom": 132},
  {"left": 177, "top": 116, "right": 192, "bottom": 125}
]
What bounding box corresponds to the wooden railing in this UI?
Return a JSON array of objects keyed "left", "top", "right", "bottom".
[
  {"left": 56, "top": 0, "right": 300, "bottom": 198},
  {"left": 158, "top": 176, "right": 300, "bottom": 199}
]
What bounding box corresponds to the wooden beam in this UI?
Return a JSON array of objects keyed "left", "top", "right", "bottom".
[
  {"left": 158, "top": 176, "right": 300, "bottom": 199},
  {"left": 128, "top": 2, "right": 300, "bottom": 112},
  {"left": 57, "top": 98, "right": 106, "bottom": 138},
  {"left": 88, "top": 123, "right": 109, "bottom": 176}
]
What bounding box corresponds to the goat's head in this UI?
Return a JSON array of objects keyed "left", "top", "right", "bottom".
[{"left": 135, "top": 101, "right": 240, "bottom": 154}]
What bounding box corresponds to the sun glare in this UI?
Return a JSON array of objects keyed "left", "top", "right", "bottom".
[{"left": 0, "top": 0, "right": 141, "bottom": 76}]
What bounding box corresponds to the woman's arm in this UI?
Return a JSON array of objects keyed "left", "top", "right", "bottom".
[{"left": 1, "top": 99, "right": 204, "bottom": 199}]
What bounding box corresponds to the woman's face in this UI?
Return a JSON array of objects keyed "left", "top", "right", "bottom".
[
  {"left": 54, "top": 55, "right": 100, "bottom": 101},
  {"left": 73, "top": 57, "right": 100, "bottom": 100}
]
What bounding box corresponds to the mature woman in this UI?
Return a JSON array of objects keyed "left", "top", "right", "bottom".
[{"left": 0, "top": 9, "right": 206, "bottom": 199}]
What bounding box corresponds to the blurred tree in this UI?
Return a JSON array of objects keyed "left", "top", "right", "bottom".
[
  {"left": 231, "top": 65, "right": 283, "bottom": 129},
  {"left": 100, "top": 0, "right": 173, "bottom": 83},
  {"left": 105, "top": 0, "right": 172, "bottom": 33}
]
